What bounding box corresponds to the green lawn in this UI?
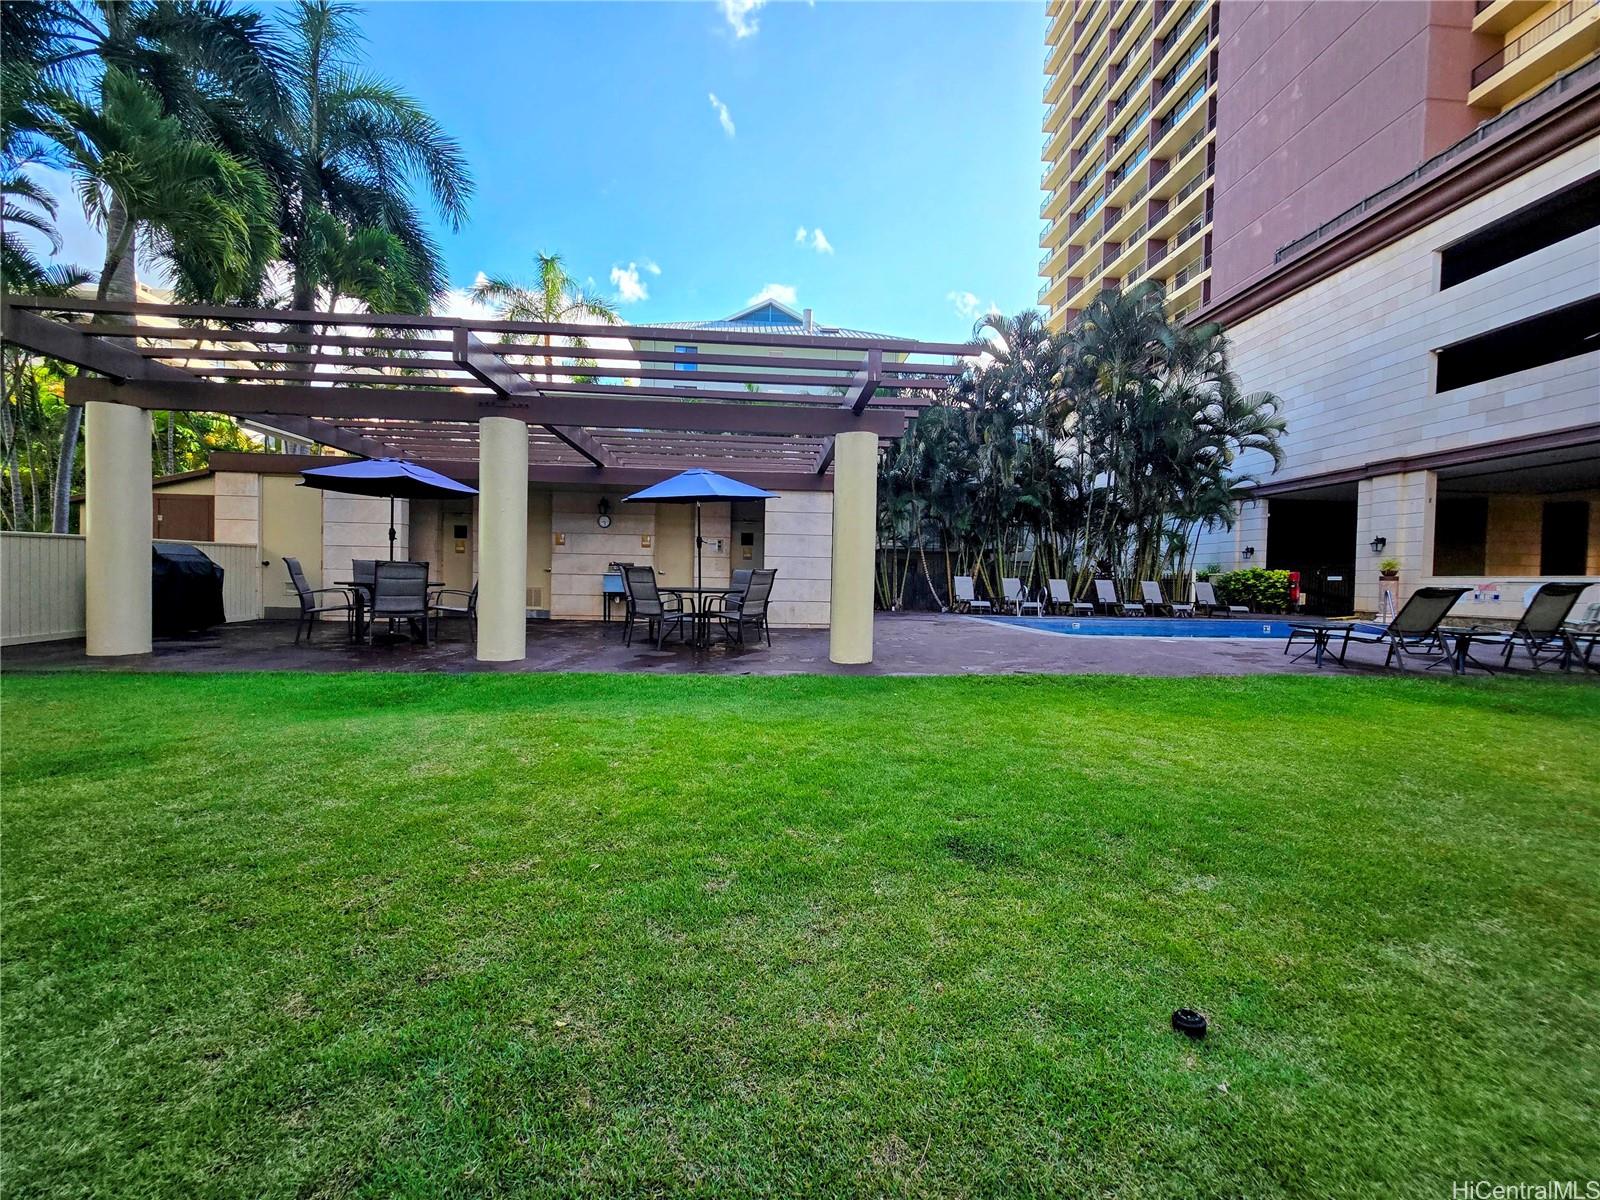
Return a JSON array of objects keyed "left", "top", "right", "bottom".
[{"left": 3, "top": 672, "right": 1598, "bottom": 1198}]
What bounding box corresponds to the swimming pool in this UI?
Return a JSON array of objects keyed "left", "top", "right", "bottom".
[{"left": 981, "top": 615, "right": 1295, "bottom": 639}]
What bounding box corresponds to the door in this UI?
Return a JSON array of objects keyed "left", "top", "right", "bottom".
[
  {"left": 440, "top": 503, "right": 474, "bottom": 591},
  {"left": 730, "top": 502, "right": 765, "bottom": 571},
  {"left": 152, "top": 494, "right": 214, "bottom": 541}
]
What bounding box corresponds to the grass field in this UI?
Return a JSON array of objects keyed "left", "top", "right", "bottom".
[{"left": 3, "top": 672, "right": 1598, "bottom": 1198}]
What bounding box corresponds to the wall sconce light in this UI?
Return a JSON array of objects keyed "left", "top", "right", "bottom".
[
  {"left": 1242, "top": 546, "right": 1255, "bottom": 560},
  {"left": 1369, "top": 536, "right": 1387, "bottom": 553}
]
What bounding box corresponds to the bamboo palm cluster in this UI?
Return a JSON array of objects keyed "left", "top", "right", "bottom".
[{"left": 878, "top": 285, "right": 1286, "bottom": 609}]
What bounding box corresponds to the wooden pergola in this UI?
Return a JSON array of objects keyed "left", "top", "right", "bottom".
[{"left": 0, "top": 295, "right": 970, "bottom": 663}]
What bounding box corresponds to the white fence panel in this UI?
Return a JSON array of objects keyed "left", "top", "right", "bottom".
[{"left": 1, "top": 532, "right": 263, "bottom": 646}]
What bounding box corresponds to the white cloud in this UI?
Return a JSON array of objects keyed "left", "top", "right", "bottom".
[
  {"left": 434, "top": 274, "right": 498, "bottom": 321},
  {"left": 708, "top": 92, "right": 735, "bottom": 138},
  {"left": 809, "top": 228, "right": 833, "bottom": 255},
  {"left": 746, "top": 283, "right": 798, "bottom": 307},
  {"left": 609, "top": 262, "right": 650, "bottom": 304},
  {"left": 717, "top": 0, "right": 766, "bottom": 38},
  {"left": 794, "top": 225, "right": 808, "bottom": 244},
  {"left": 641, "top": 258, "right": 661, "bottom": 276},
  {"left": 947, "top": 290, "right": 1000, "bottom": 321}
]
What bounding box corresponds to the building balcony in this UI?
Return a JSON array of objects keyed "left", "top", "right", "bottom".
[
  {"left": 1469, "top": 0, "right": 1600, "bottom": 109},
  {"left": 1150, "top": 76, "right": 1214, "bottom": 161},
  {"left": 1045, "top": 31, "right": 1071, "bottom": 78},
  {"left": 1044, "top": 62, "right": 1071, "bottom": 107},
  {"left": 1472, "top": 0, "right": 1544, "bottom": 34},
  {"left": 1153, "top": 0, "right": 1209, "bottom": 63}
]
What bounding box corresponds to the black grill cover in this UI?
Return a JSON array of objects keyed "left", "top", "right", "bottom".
[{"left": 152, "top": 544, "right": 226, "bottom": 636}]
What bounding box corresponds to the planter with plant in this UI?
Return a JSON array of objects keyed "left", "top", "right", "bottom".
[{"left": 1378, "top": 558, "right": 1401, "bottom": 581}]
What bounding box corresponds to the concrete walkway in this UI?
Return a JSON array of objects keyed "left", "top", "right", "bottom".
[{"left": 1, "top": 612, "right": 1568, "bottom": 678}]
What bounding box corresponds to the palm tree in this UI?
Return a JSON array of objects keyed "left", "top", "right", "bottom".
[
  {"left": 470, "top": 252, "right": 619, "bottom": 379},
  {"left": 272, "top": 0, "right": 471, "bottom": 311},
  {"left": 13, "top": 0, "right": 288, "bottom": 529}
]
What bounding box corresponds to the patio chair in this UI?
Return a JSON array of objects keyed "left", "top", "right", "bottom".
[
  {"left": 726, "top": 568, "right": 753, "bottom": 599},
  {"left": 284, "top": 556, "right": 355, "bottom": 645},
  {"left": 952, "top": 575, "right": 992, "bottom": 614},
  {"left": 1140, "top": 580, "right": 1194, "bottom": 617},
  {"left": 1333, "top": 586, "right": 1467, "bottom": 669},
  {"left": 1047, "top": 578, "right": 1094, "bottom": 616},
  {"left": 1195, "top": 580, "right": 1246, "bottom": 616},
  {"left": 429, "top": 581, "right": 478, "bottom": 642},
  {"left": 1094, "top": 578, "right": 1145, "bottom": 616},
  {"left": 1002, "top": 577, "right": 1044, "bottom": 616},
  {"left": 369, "top": 560, "right": 432, "bottom": 645},
  {"left": 1476, "top": 582, "right": 1590, "bottom": 671},
  {"left": 622, "top": 565, "right": 685, "bottom": 648},
  {"left": 709, "top": 567, "right": 777, "bottom": 647}
]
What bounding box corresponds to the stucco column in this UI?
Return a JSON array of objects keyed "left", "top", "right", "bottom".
[
  {"left": 476, "top": 415, "right": 529, "bottom": 661},
  {"left": 829, "top": 430, "right": 878, "bottom": 664},
  {"left": 85, "top": 400, "right": 153, "bottom": 656}
]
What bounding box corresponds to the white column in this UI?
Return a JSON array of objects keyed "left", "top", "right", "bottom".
[
  {"left": 476, "top": 415, "right": 529, "bottom": 661},
  {"left": 829, "top": 430, "right": 878, "bottom": 664},
  {"left": 85, "top": 400, "right": 153, "bottom": 656}
]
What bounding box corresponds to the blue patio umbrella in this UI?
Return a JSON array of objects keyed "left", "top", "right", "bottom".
[
  {"left": 299, "top": 458, "right": 477, "bottom": 559},
  {"left": 623, "top": 468, "right": 777, "bottom": 591}
]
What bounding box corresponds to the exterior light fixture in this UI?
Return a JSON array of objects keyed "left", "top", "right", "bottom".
[
  {"left": 1242, "top": 546, "right": 1255, "bottom": 560},
  {"left": 1370, "top": 536, "right": 1387, "bottom": 553}
]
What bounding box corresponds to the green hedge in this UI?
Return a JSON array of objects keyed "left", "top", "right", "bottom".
[{"left": 1212, "top": 568, "right": 1291, "bottom": 612}]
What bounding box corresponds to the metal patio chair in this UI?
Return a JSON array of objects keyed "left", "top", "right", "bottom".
[
  {"left": 709, "top": 567, "right": 777, "bottom": 647},
  {"left": 1047, "top": 578, "right": 1094, "bottom": 616},
  {"left": 1195, "top": 580, "right": 1246, "bottom": 616},
  {"left": 369, "top": 560, "right": 432, "bottom": 645},
  {"left": 1094, "top": 578, "right": 1144, "bottom": 616},
  {"left": 622, "top": 565, "right": 685, "bottom": 648},
  {"left": 952, "top": 575, "right": 992, "bottom": 613},
  {"left": 284, "top": 556, "right": 355, "bottom": 645},
  {"left": 1002, "top": 577, "right": 1044, "bottom": 616},
  {"left": 429, "top": 581, "right": 478, "bottom": 642}
]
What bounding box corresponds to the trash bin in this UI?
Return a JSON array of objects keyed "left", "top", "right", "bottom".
[{"left": 152, "top": 544, "right": 226, "bottom": 636}]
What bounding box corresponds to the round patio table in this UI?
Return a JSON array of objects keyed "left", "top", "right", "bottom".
[
  {"left": 660, "top": 584, "right": 738, "bottom": 648},
  {"left": 1433, "top": 625, "right": 1499, "bottom": 675},
  {"left": 1285, "top": 618, "right": 1348, "bottom": 668}
]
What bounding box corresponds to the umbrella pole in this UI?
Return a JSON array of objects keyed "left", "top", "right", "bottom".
[
  {"left": 695, "top": 501, "right": 703, "bottom": 591},
  {"left": 389, "top": 495, "right": 397, "bottom": 560}
]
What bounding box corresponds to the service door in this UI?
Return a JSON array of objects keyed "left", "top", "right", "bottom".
[{"left": 440, "top": 502, "right": 474, "bottom": 591}]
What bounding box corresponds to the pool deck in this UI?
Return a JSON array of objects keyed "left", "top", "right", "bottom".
[{"left": 0, "top": 612, "right": 1575, "bottom": 678}]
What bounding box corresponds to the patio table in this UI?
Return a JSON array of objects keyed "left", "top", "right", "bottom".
[
  {"left": 1285, "top": 618, "right": 1348, "bottom": 668},
  {"left": 1434, "top": 625, "right": 1501, "bottom": 675},
  {"left": 661, "top": 584, "right": 738, "bottom": 647}
]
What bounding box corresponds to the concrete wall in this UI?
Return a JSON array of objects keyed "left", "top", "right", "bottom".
[
  {"left": 321, "top": 493, "right": 408, "bottom": 590},
  {"left": 1210, "top": 0, "right": 1492, "bottom": 301},
  {"left": 261, "top": 474, "right": 324, "bottom": 611},
  {"left": 765, "top": 491, "right": 833, "bottom": 628}
]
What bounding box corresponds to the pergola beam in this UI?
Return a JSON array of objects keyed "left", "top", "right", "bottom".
[
  {"left": 845, "top": 349, "right": 883, "bottom": 414},
  {"left": 451, "top": 329, "right": 613, "bottom": 469},
  {"left": 813, "top": 438, "right": 836, "bottom": 475},
  {"left": 66, "top": 377, "right": 911, "bottom": 438}
]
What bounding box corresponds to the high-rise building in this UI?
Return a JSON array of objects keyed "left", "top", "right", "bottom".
[
  {"left": 1039, "top": 0, "right": 1220, "bottom": 328},
  {"left": 1040, "top": 0, "right": 1600, "bottom": 327}
]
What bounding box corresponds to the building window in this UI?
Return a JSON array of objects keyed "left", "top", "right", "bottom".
[
  {"left": 1439, "top": 172, "right": 1600, "bottom": 289},
  {"left": 1540, "top": 500, "right": 1590, "bottom": 575},
  {"left": 1434, "top": 296, "right": 1600, "bottom": 392},
  {"left": 673, "top": 345, "right": 698, "bottom": 372}
]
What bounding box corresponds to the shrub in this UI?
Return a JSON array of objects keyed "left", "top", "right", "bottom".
[{"left": 1212, "top": 567, "right": 1291, "bottom": 612}]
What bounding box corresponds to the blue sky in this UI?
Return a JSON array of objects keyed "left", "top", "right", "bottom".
[{"left": 44, "top": 0, "right": 1048, "bottom": 342}]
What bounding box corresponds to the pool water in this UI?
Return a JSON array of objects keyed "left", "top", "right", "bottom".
[{"left": 982, "top": 615, "right": 1295, "bottom": 639}]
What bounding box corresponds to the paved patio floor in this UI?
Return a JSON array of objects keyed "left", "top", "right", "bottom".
[{"left": 1, "top": 612, "right": 1573, "bottom": 678}]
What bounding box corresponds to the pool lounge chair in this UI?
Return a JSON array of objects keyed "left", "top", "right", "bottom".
[
  {"left": 1333, "top": 586, "right": 1467, "bottom": 669},
  {"left": 1194, "top": 581, "right": 1246, "bottom": 616},
  {"left": 1470, "top": 581, "right": 1591, "bottom": 671},
  {"left": 1047, "top": 578, "right": 1093, "bottom": 616},
  {"left": 1094, "top": 578, "right": 1144, "bottom": 616},
  {"left": 1002, "top": 577, "right": 1044, "bottom": 616},
  {"left": 953, "top": 575, "right": 992, "bottom": 614},
  {"left": 1140, "top": 580, "right": 1195, "bottom": 617}
]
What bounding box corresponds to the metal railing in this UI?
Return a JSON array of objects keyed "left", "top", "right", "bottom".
[
  {"left": 1159, "top": 35, "right": 1209, "bottom": 93},
  {"left": 1471, "top": 0, "right": 1595, "bottom": 87},
  {"left": 1155, "top": 75, "right": 1208, "bottom": 136},
  {"left": 1169, "top": 253, "right": 1211, "bottom": 290},
  {"left": 1171, "top": 168, "right": 1208, "bottom": 205},
  {"left": 1156, "top": 0, "right": 1206, "bottom": 58}
]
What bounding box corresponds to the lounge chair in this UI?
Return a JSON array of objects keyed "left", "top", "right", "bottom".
[
  {"left": 284, "top": 557, "right": 355, "bottom": 645},
  {"left": 1002, "top": 577, "right": 1044, "bottom": 616},
  {"left": 1471, "top": 581, "right": 1590, "bottom": 671},
  {"left": 1332, "top": 586, "right": 1467, "bottom": 669},
  {"left": 1194, "top": 580, "right": 1246, "bottom": 616},
  {"left": 709, "top": 567, "right": 777, "bottom": 647},
  {"left": 622, "top": 565, "right": 685, "bottom": 648},
  {"left": 1140, "top": 580, "right": 1194, "bottom": 617},
  {"left": 370, "top": 560, "right": 432, "bottom": 645},
  {"left": 952, "top": 575, "right": 992, "bottom": 614},
  {"left": 1047, "top": 578, "right": 1093, "bottom": 616},
  {"left": 429, "top": 581, "right": 478, "bottom": 641},
  {"left": 1094, "top": 578, "right": 1144, "bottom": 616}
]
